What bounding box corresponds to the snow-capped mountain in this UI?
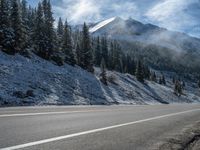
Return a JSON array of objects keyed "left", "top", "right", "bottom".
[
  {"left": 90, "top": 17, "right": 200, "bottom": 53},
  {"left": 89, "top": 17, "right": 117, "bottom": 33}
]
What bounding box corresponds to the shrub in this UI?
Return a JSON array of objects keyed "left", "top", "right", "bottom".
[
  {"left": 51, "top": 55, "right": 64, "bottom": 66},
  {"left": 26, "top": 90, "right": 35, "bottom": 97},
  {"left": 107, "top": 74, "right": 118, "bottom": 85},
  {"left": 13, "top": 90, "right": 35, "bottom": 99},
  {"left": 13, "top": 91, "right": 26, "bottom": 99}
]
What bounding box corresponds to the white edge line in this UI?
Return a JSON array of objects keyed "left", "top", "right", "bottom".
[
  {"left": 0, "top": 107, "right": 150, "bottom": 118},
  {"left": 1, "top": 108, "right": 200, "bottom": 150},
  {"left": 0, "top": 110, "right": 104, "bottom": 118}
]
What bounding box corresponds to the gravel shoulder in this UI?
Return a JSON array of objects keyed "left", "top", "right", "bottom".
[{"left": 155, "top": 122, "right": 200, "bottom": 150}]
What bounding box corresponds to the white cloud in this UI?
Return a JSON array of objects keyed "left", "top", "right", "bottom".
[
  {"left": 52, "top": 0, "right": 139, "bottom": 24},
  {"left": 146, "top": 0, "right": 187, "bottom": 21},
  {"left": 111, "top": 2, "right": 139, "bottom": 19},
  {"left": 69, "top": 0, "right": 101, "bottom": 23},
  {"left": 49, "top": 0, "right": 200, "bottom": 37},
  {"left": 53, "top": 0, "right": 102, "bottom": 24},
  {"left": 145, "top": 0, "right": 198, "bottom": 32}
]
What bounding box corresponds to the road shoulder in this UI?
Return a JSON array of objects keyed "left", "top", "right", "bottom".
[{"left": 155, "top": 122, "right": 200, "bottom": 150}]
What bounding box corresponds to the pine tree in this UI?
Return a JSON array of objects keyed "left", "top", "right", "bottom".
[
  {"left": 56, "top": 17, "right": 64, "bottom": 52},
  {"left": 0, "top": 0, "right": 15, "bottom": 53},
  {"left": 42, "top": 0, "right": 55, "bottom": 59},
  {"left": 33, "top": 2, "right": 46, "bottom": 57},
  {"left": 110, "top": 41, "right": 117, "bottom": 70},
  {"left": 20, "top": 0, "right": 29, "bottom": 51},
  {"left": 130, "top": 58, "right": 136, "bottom": 75},
  {"left": 174, "top": 80, "right": 182, "bottom": 97},
  {"left": 109, "top": 41, "right": 115, "bottom": 70},
  {"left": 151, "top": 72, "right": 157, "bottom": 82},
  {"left": 125, "top": 55, "right": 133, "bottom": 74},
  {"left": 27, "top": 6, "right": 35, "bottom": 46},
  {"left": 62, "top": 20, "right": 76, "bottom": 66},
  {"left": 100, "top": 58, "right": 107, "bottom": 85},
  {"left": 94, "top": 36, "right": 101, "bottom": 66},
  {"left": 136, "top": 60, "right": 144, "bottom": 82},
  {"left": 174, "top": 80, "right": 178, "bottom": 95},
  {"left": 0, "top": 0, "right": 10, "bottom": 27},
  {"left": 10, "top": 0, "right": 25, "bottom": 53},
  {"left": 42, "top": 0, "right": 48, "bottom": 19},
  {"left": 80, "top": 23, "right": 94, "bottom": 73},
  {"left": 27, "top": 6, "right": 35, "bottom": 29},
  {"left": 57, "top": 17, "right": 64, "bottom": 37},
  {"left": 144, "top": 65, "right": 150, "bottom": 80},
  {"left": 159, "top": 76, "right": 162, "bottom": 84},
  {"left": 101, "top": 36, "right": 108, "bottom": 66},
  {"left": 159, "top": 74, "right": 166, "bottom": 85},
  {"left": 119, "top": 57, "right": 124, "bottom": 73},
  {"left": 120, "top": 53, "right": 127, "bottom": 73},
  {"left": 154, "top": 72, "right": 157, "bottom": 82},
  {"left": 73, "top": 29, "right": 81, "bottom": 65},
  {"left": 21, "top": 0, "right": 28, "bottom": 25},
  {"left": 113, "top": 41, "right": 121, "bottom": 71},
  {"left": 75, "top": 42, "right": 81, "bottom": 65},
  {"left": 162, "top": 75, "right": 166, "bottom": 85}
]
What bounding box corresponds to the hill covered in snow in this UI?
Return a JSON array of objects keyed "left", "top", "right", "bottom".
[{"left": 0, "top": 51, "right": 200, "bottom": 106}]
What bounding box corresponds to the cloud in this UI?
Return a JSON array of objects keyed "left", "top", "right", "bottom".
[
  {"left": 52, "top": 0, "right": 101, "bottom": 24},
  {"left": 51, "top": 0, "right": 140, "bottom": 24},
  {"left": 70, "top": 0, "right": 101, "bottom": 23},
  {"left": 29, "top": 0, "right": 156, "bottom": 24},
  {"left": 145, "top": 0, "right": 199, "bottom": 35},
  {"left": 110, "top": 2, "right": 139, "bottom": 19},
  {"left": 146, "top": 0, "right": 188, "bottom": 22},
  {"left": 28, "top": 0, "right": 200, "bottom": 37}
]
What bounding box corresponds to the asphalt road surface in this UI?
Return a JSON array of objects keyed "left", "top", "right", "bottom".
[{"left": 0, "top": 104, "right": 200, "bottom": 150}]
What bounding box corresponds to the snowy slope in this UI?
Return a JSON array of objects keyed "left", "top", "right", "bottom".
[
  {"left": 89, "top": 17, "right": 117, "bottom": 33},
  {"left": 0, "top": 51, "right": 200, "bottom": 106}
]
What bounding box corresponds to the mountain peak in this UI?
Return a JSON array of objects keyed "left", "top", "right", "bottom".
[
  {"left": 89, "top": 17, "right": 122, "bottom": 33},
  {"left": 114, "top": 16, "right": 123, "bottom": 20}
]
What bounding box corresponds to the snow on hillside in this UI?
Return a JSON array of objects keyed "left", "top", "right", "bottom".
[
  {"left": 89, "top": 17, "right": 116, "bottom": 33},
  {"left": 0, "top": 51, "right": 200, "bottom": 106}
]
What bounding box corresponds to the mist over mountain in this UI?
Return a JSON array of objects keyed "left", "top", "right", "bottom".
[
  {"left": 90, "top": 17, "right": 200, "bottom": 53},
  {"left": 89, "top": 17, "right": 200, "bottom": 74}
]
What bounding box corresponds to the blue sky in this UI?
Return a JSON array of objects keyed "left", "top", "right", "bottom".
[{"left": 27, "top": 0, "right": 200, "bottom": 37}]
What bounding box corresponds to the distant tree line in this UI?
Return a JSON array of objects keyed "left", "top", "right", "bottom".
[{"left": 121, "top": 41, "right": 200, "bottom": 75}]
